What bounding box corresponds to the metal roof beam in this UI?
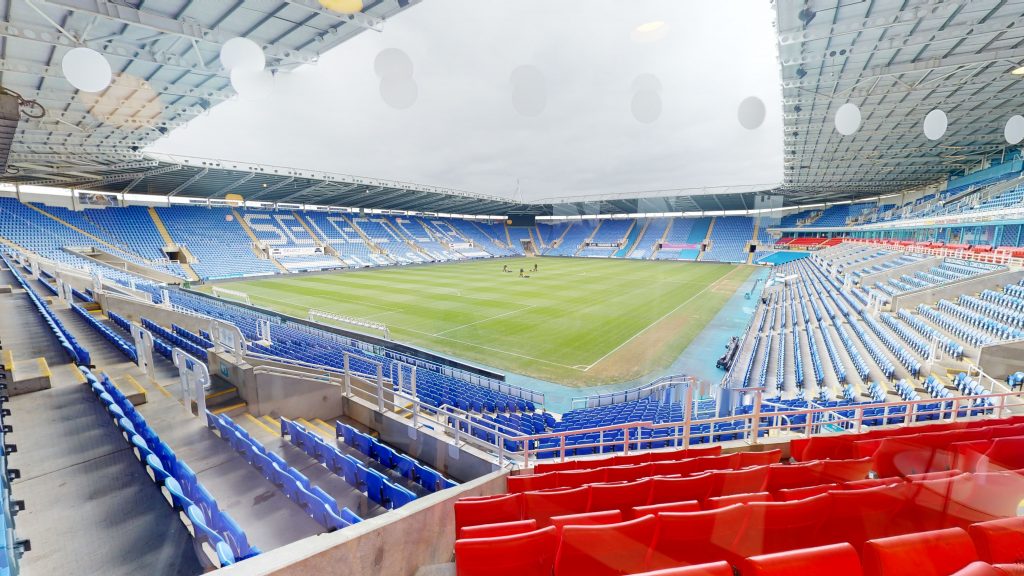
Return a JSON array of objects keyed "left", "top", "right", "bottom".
[
  {"left": 167, "top": 167, "right": 208, "bottom": 197},
  {"left": 121, "top": 164, "right": 183, "bottom": 193},
  {"left": 216, "top": 172, "right": 256, "bottom": 198},
  {"left": 246, "top": 177, "right": 296, "bottom": 201},
  {"left": 38, "top": 0, "right": 318, "bottom": 66}
]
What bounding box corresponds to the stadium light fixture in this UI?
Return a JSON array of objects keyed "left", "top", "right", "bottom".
[{"left": 1012, "top": 65, "right": 1024, "bottom": 75}]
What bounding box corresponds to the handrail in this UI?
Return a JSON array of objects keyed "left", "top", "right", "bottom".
[{"left": 569, "top": 374, "right": 694, "bottom": 409}]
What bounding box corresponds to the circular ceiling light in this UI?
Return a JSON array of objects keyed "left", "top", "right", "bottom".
[
  {"left": 923, "top": 109, "right": 948, "bottom": 140},
  {"left": 631, "top": 21, "right": 668, "bottom": 43},
  {"left": 737, "top": 96, "right": 767, "bottom": 130},
  {"left": 318, "top": 0, "right": 363, "bottom": 13},
  {"left": 379, "top": 75, "right": 418, "bottom": 110},
  {"left": 220, "top": 37, "right": 265, "bottom": 72},
  {"left": 374, "top": 48, "right": 413, "bottom": 79},
  {"left": 1005, "top": 115, "right": 1024, "bottom": 145},
  {"left": 834, "top": 102, "right": 861, "bottom": 136},
  {"left": 61, "top": 47, "right": 112, "bottom": 93}
]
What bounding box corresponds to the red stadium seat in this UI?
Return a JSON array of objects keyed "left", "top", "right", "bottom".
[
  {"left": 773, "top": 483, "right": 837, "bottom": 501},
  {"left": 951, "top": 562, "right": 1010, "bottom": 576},
  {"left": 534, "top": 460, "right": 579, "bottom": 474},
  {"left": 523, "top": 487, "right": 590, "bottom": 526},
  {"left": 745, "top": 493, "right": 831, "bottom": 554},
  {"left": 820, "top": 457, "right": 873, "bottom": 483},
  {"left": 630, "top": 499, "right": 701, "bottom": 518},
  {"left": 508, "top": 471, "right": 558, "bottom": 493},
  {"left": 455, "top": 526, "right": 558, "bottom": 576},
  {"left": 691, "top": 453, "right": 741, "bottom": 475},
  {"left": 627, "top": 561, "right": 733, "bottom": 575},
  {"left": 704, "top": 491, "right": 771, "bottom": 509},
  {"left": 823, "top": 483, "right": 913, "bottom": 550},
  {"left": 737, "top": 543, "right": 863, "bottom": 576},
  {"left": 613, "top": 453, "right": 652, "bottom": 467},
  {"left": 950, "top": 441, "right": 991, "bottom": 473},
  {"left": 554, "top": 515, "right": 658, "bottom": 576},
  {"left": 862, "top": 527, "right": 979, "bottom": 576},
  {"left": 646, "top": 505, "right": 752, "bottom": 569},
  {"left": 684, "top": 446, "right": 724, "bottom": 458},
  {"left": 647, "top": 449, "right": 691, "bottom": 463},
  {"left": 765, "top": 461, "right": 825, "bottom": 492},
  {"left": 606, "top": 463, "right": 653, "bottom": 483},
  {"left": 737, "top": 449, "right": 781, "bottom": 468},
  {"left": 968, "top": 517, "right": 1024, "bottom": 564},
  {"left": 649, "top": 473, "right": 714, "bottom": 504},
  {"left": 842, "top": 477, "right": 905, "bottom": 490},
  {"left": 588, "top": 478, "right": 653, "bottom": 513},
  {"left": 550, "top": 510, "right": 623, "bottom": 534},
  {"left": 459, "top": 519, "right": 538, "bottom": 539},
  {"left": 556, "top": 467, "right": 609, "bottom": 488},
  {"left": 977, "top": 437, "right": 1024, "bottom": 473},
  {"left": 711, "top": 466, "right": 768, "bottom": 496},
  {"left": 651, "top": 459, "right": 692, "bottom": 477},
  {"left": 455, "top": 493, "right": 523, "bottom": 534}
]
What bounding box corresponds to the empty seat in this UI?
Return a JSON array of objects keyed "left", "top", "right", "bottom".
[
  {"left": 738, "top": 543, "right": 863, "bottom": 576},
  {"left": 968, "top": 517, "right": 1024, "bottom": 564},
  {"left": 588, "top": 478, "right": 652, "bottom": 513},
  {"left": 455, "top": 493, "right": 523, "bottom": 536},
  {"left": 630, "top": 500, "right": 701, "bottom": 519},
  {"left": 862, "top": 527, "right": 978, "bottom": 576},
  {"left": 459, "top": 519, "right": 538, "bottom": 540},
  {"left": 549, "top": 510, "right": 623, "bottom": 534},
  {"left": 523, "top": 487, "right": 590, "bottom": 526},
  {"left": 628, "top": 562, "right": 733, "bottom": 575},
  {"left": 554, "top": 515, "right": 657, "bottom": 576},
  {"left": 649, "top": 473, "right": 713, "bottom": 505},
  {"left": 711, "top": 466, "right": 768, "bottom": 497},
  {"left": 646, "top": 505, "right": 750, "bottom": 569},
  {"left": 455, "top": 526, "right": 558, "bottom": 576}
]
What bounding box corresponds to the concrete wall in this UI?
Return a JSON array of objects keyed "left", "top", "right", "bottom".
[
  {"left": 891, "top": 269, "right": 1024, "bottom": 312},
  {"left": 978, "top": 339, "right": 1024, "bottom": 382},
  {"left": 212, "top": 469, "right": 508, "bottom": 576}
]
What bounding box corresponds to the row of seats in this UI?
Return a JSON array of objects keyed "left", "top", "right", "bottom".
[
  {"left": 141, "top": 318, "right": 208, "bottom": 362},
  {"left": 896, "top": 309, "right": 964, "bottom": 359},
  {"left": 70, "top": 303, "right": 137, "bottom": 364},
  {"left": 281, "top": 418, "right": 415, "bottom": 510},
  {"left": 336, "top": 421, "right": 455, "bottom": 493},
  {"left": 458, "top": 456, "right": 876, "bottom": 533},
  {"left": 454, "top": 470, "right": 1024, "bottom": 576},
  {"left": 88, "top": 370, "right": 256, "bottom": 567},
  {"left": 4, "top": 255, "right": 90, "bottom": 366},
  {"left": 207, "top": 412, "right": 361, "bottom": 531}
]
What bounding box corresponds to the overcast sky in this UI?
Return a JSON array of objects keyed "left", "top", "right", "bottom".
[{"left": 149, "top": 0, "right": 784, "bottom": 202}]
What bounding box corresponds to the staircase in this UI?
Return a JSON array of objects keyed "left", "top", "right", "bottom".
[
  {"left": 231, "top": 209, "right": 289, "bottom": 273},
  {"left": 340, "top": 214, "right": 386, "bottom": 256},
  {"left": 615, "top": 220, "right": 642, "bottom": 258},
  {"left": 147, "top": 207, "right": 200, "bottom": 281},
  {"left": 698, "top": 217, "right": 717, "bottom": 261},
  {"left": 651, "top": 219, "right": 674, "bottom": 259},
  {"left": 747, "top": 217, "right": 761, "bottom": 264},
  {"left": 576, "top": 221, "right": 603, "bottom": 256}
]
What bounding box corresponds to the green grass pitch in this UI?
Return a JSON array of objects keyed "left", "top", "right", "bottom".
[{"left": 202, "top": 257, "right": 753, "bottom": 386}]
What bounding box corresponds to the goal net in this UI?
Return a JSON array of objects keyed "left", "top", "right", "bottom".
[
  {"left": 211, "top": 286, "right": 252, "bottom": 306},
  {"left": 309, "top": 309, "right": 390, "bottom": 340}
]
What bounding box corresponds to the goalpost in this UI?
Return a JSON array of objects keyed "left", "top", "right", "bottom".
[
  {"left": 211, "top": 286, "right": 252, "bottom": 306},
  {"left": 309, "top": 309, "right": 390, "bottom": 340}
]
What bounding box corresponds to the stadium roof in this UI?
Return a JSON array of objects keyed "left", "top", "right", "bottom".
[
  {"left": 5, "top": 1, "right": 1023, "bottom": 214},
  {"left": 776, "top": 0, "right": 1024, "bottom": 203}
]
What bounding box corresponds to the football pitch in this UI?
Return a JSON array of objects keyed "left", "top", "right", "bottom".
[{"left": 203, "top": 258, "right": 753, "bottom": 386}]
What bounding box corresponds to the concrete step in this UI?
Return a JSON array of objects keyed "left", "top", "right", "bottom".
[
  {"left": 210, "top": 401, "right": 248, "bottom": 418},
  {"left": 111, "top": 374, "right": 147, "bottom": 406},
  {"left": 10, "top": 357, "right": 51, "bottom": 395}
]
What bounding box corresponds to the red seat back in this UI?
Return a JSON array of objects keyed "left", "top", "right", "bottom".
[
  {"left": 549, "top": 510, "right": 622, "bottom": 535},
  {"left": 765, "top": 461, "right": 825, "bottom": 492},
  {"left": 745, "top": 493, "right": 832, "bottom": 554},
  {"left": 862, "top": 527, "right": 978, "bottom": 576},
  {"left": 704, "top": 491, "right": 771, "bottom": 509},
  {"left": 605, "top": 462, "right": 652, "bottom": 483},
  {"left": 629, "top": 561, "right": 733, "bottom": 575},
  {"left": 587, "top": 478, "right": 653, "bottom": 513},
  {"left": 737, "top": 542, "right": 863, "bottom": 576},
  {"left": 556, "top": 467, "right": 608, "bottom": 488},
  {"left": 455, "top": 526, "right": 558, "bottom": 576},
  {"left": 821, "top": 457, "right": 873, "bottom": 482},
  {"left": 523, "top": 487, "right": 590, "bottom": 526},
  {"left": 630, "top": 499, "right": 701, "bottom": 519},
  {"left": 553, "top": 515, "right": 657, "bottom": 576},
  {"left": 459, "top": 519, "right": 538, "bottom": 540},
  {"left": 823, "top": 483, "right": 913, "bottom": 550},
  {"left": 534, "top": 460, "right": 579, "bottom": 474},
  {"left": 711, "top": 465, "right": 768, "bottom": 496},
  {"left": 978, "top": 437, "right": 1024, "bottom": 473},
  {"left": 611, "top": 453, "right": 652, "bottom": 467},
  {"left": 455, "top": 493, "right": 523, "bottom": 534},
  {"left": 507, "top": 471, "right": 557, "bottom": 493},
  {"left": 738, "top": 449, "right": 782, "bottom": 468},
  {"left": 646, "top": 505, "right": 752, "bottom": 569},
  {"left": 649, "top": 473, "right": 713, "bottom": 505},
  {"left": 968, "top": 517, "right": 1024, "bottom": 564},
  {"left": 773, "top": 483, "right": 837, "bottom": 501},
  {"left": 691, "top": 453, "right": 741, "bottom": 475}
]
